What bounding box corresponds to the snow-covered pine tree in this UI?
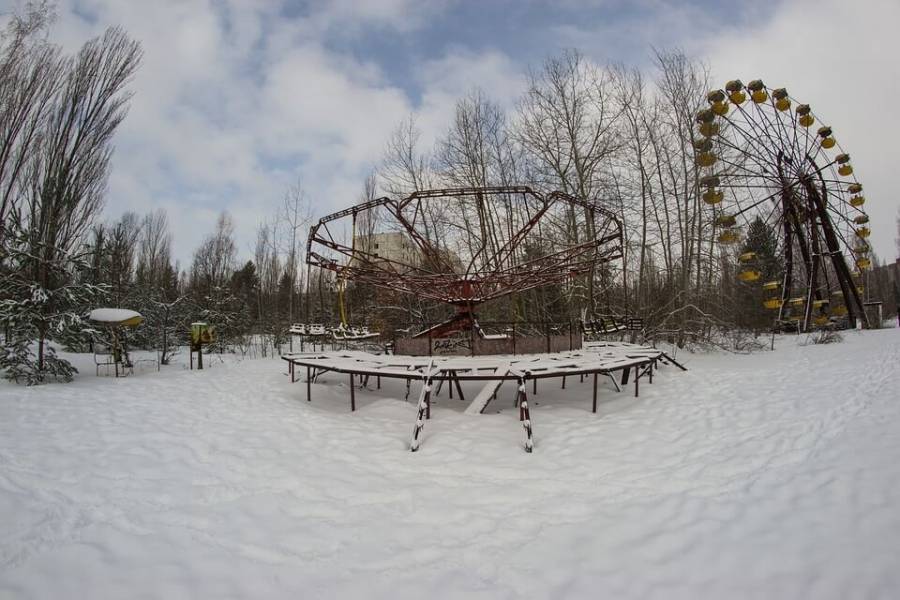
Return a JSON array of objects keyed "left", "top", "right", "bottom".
[
  {"left": 735, "top": 216, "right": 781, "bottom": 330},
  {"left": 0, "top": 26, "right": 141, "bottom": 384},
  {"left": 0, "top": 231, "right": 106, "bottom": 384},
  {"left": 144, "top": 295, "right": 191, "bottom": 365}
]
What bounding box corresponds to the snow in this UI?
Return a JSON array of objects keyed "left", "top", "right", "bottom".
[
  {"left": 283, "top": 345, "right": 660, "bottom": 382},
  {"left": 87, "top": 308, "right": 143, "bottom": 324},
  {"left": 465, "top": 363, "right": 510, "bottom": 415},
  {"left": 1, "top": 330, "right": 899, "bottom": 598}
]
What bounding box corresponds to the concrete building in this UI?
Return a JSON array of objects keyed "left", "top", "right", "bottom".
[
  {"left": 353, "top": 231, "right": 467, "bottom": 274},
  {"left": 354, "top": 232, "right": 419, "bottom": 268}
]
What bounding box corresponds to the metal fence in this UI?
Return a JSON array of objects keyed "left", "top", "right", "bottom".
[{"left": 392, "top": 320, "right": 582, "bottom": 356}]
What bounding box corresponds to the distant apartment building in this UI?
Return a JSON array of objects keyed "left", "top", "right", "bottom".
[
  {"left": 352, "top": 231, "right": 466, "bottom": 274},
  {"left": 354, "top": 232, "right": 419, "bottom": 268}
]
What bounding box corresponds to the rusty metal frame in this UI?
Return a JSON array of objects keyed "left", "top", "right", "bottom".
[{"left": 307, "top": 187, "right": 623, "bottom": 333}]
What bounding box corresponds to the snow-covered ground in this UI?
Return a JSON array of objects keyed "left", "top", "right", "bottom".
[{"left": 1, "top": 330, "right": 898, "bottom": 599}]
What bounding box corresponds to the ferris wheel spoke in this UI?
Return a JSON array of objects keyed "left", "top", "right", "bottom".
[
  {"left": 726, "top": 100, "right": 784, "bottom": 166},
  {"left": 712, "top": 136, "right": 784, "bottom": 182},
  {"left": 714, "top": 156, "right": 783, "bottom": 185},
  {"left": 758, "top": 93, "right": 797, "bottom": 157}
]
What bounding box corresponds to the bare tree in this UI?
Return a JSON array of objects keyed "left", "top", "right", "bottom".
[
  {"left": 135, "top": 208, "right": 173, "bottom": 290},
  {"left": 516, "top": 49, "right": 623, "bottom": 313},
  {"left": 379, "top": 114, "right": 433, "bottom": 197},
  {"left": 16, "top": 26, "right": 141, "bottom": 373},
  {"left": 516, "top": 50, "right": 621, "bottom": 199},
  {"left": 105, "top": 211, "right": 141, "bottom": 306},
  {"left": 190, "top": 211, "right": 237, "bottom": 300},
  {"left": 611, "top": 65, "right": 652, "bottom": 308},
  {"left": 254, "top": 221, "right": 280, "bottom": 323},
  {"left": 280, "top": 180, "right": 312, "bottom": 325},
  {"left": 0, "top": 2, "right": 62, "bottom": 247},
  {"left": 435, "top": 88, "right": 519, "bottom": 188},
  {"left": 21, "top": 27, "right": 142, "bottom": 257},
  {"left": 896, "top": 206, "right": 900, "bottom": 260},
  {"left": 652, "top": 49, "right": 712, "bottom": 306}
]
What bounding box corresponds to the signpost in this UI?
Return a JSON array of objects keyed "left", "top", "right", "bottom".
[{"left": 190, "top": 322, "right": 215, "bottom": 370}]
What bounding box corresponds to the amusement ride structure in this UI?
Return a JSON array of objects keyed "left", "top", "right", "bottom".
[
  {"left": 306, "top": 186, "right": 623, "bottom": 342},
  {"left": 696, "top": 79, "right": 873, "bottom": 331},
  {"left": 290, "top": 186, "right": 685, "bottom": 452},
  {"left": 288, "top": 79, "right": 877, "bottom": 451}
]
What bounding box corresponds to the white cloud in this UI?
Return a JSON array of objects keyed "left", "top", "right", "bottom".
[
  {"left": 415, "top": 48, "right": 528, "bottom": 149},
  {"left": 554, "top": 0, "right": 899, "bottom": 260},
  {"left": 33, "top": 0, "right": 421, "bottom": 264},
  {"left": 698, "top": 0, "right": 900, "bottom": 260},
  {"left": 28, "top": 0, "right": 521, "bottom": 266},
  {"left": 257, "top": 43, "right": 411, "bottom": 164},
  {"left": 33, "top": 0, "right": 895, "bottom": 270},
  {"left": 310, "top": 0, "right": 451, "bottom": 34}
]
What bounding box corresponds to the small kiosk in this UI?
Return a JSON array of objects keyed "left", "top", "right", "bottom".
[{"left": 88, "top": 308, "right": 145, "bottom": 377}]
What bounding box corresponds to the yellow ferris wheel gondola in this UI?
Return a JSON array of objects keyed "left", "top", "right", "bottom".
[
  {"left": 725, "top": 79, "right": 746, "bottom": 104},
  {"left": 797, "top": 104, "right": 814, "bottom": 128},
  {"left": 718, "top": 229, "right": 740, "bottom": 244}
]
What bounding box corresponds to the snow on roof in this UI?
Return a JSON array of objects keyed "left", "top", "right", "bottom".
[
  {"left": 88, "top": 308, "right": 144, "bottom": 325},
  {"left": 281, "top": 344, "right": 663, "bottom": 379}
]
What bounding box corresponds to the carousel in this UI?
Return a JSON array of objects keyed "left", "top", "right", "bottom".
[{"left": 284, "top": 187, "right": 686, "bottom": 452}]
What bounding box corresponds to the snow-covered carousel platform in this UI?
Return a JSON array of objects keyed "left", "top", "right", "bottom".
[{"left": 282, "top": 341, "right": 686, "bottom": 452}]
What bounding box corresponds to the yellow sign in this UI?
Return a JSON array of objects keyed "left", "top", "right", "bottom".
[{"left": 191, "top": 322, "right": 215, "bottom": 346}]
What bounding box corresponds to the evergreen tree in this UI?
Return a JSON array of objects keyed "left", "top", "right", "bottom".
[
  {"left": 0, "top": 230, "right": 106, "bottom": 383},
  {"left": 736, "top": 216, "right": 780, "bottom": 330}
]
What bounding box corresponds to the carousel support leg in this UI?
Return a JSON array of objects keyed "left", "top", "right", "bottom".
[
  {"left": 561, "top": 375, "right": 566, "bottom": 390},
  {"left": 517, "top": 378, "right": 534, "bottom": 453},
  {"left": 350, "top": 374, "right": 356, "bottom": 412},
  {"left": 606, "top": 372, "right": 621, "bottom": 392},
  {"left": 634, "top": 366, "right": 639, "bottom": 398},
  {"left": 592, "top": 372, "right": 598, "bottom": 414},
  {"left": 410, "top": 373, "right": 434, "bottom": 452},
  {"left": 377, "top": 376, "right": 381, "bottom": 390},
  {"left": 306, "top": 367, "right": 311, "bottom": 402},
  {"left": 453, "top": 373, "right": 465, "bottom": 401},
  {"left": 533, "top": 378, "right": 537, "bottom": 395}
]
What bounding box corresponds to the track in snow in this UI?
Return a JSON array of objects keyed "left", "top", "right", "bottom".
[{"left": 1, "top": 330, "right": 898, "bottom": 599}]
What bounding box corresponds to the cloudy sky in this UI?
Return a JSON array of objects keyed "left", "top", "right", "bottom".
[{"left": 6, "top": 0, "right": 898, "bottom": 264}]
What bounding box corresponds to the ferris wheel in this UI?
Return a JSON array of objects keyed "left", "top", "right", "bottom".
[{"left": 694, "top": 79, "right": 872, "bottom": 331}]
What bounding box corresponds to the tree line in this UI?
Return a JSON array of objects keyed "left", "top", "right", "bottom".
[{"left": 1, "top": 7, "right": 897, "bottom": 384}]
